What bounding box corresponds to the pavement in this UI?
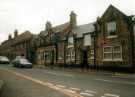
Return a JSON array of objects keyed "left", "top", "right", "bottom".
[{"left": 0, "top": 64, "right": 135, "bottom": 97}]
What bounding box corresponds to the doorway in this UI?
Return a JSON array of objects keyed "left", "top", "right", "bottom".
[{"left": 82, "top": 49, "right": 88, "bottom": 69}]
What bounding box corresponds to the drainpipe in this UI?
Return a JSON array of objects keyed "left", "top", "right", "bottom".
[
  {"left": 93, "top": 32, "right": 96, "bottom": 68},
  {"left": 130, "top": 17, "right": 135, "bottom": 72}
]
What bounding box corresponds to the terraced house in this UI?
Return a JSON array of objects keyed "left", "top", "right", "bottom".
[
  {"left": 0, "top": 5, "right": 135, "bottom": 72},
  {"left": 36, "top": 11, "right": 95, "bottom": 68},
  {"left": 0, "top": 30, "right": 34, "bottom": 62},
  {"left": 35, "top": 5, "right": 135, "bottom": 72}
]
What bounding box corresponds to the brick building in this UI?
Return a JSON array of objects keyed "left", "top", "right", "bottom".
[
  {"left": 35, "top": 5, "right": 135, "bottom": 72},
  {"left": 0, "top": 5, "right": 134, "bottom": 72},
  {"left": 95, "top": 5, "right": 135, "bottom": 71},
  {"left": 0, "top": 30, "right": 34, "bottom": 62},
  {"left": 35, "top": 11, "right": 96, "bottom": 68}
]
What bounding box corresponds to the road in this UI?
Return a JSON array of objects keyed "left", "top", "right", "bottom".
[{"left": 0, "top": 65, "right": 135, "bottom": 97}]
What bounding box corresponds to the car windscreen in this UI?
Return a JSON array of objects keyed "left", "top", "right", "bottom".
[{"left": 20, "top": 59, "right": 30, "bottom": 64}]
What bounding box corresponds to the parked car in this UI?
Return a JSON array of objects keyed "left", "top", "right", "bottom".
[
  {"left": 12, "top": 57, "right": 33, "bottom": 68},
  {"left": 0, "top": 56, "right": 10, "bottom": 64}
]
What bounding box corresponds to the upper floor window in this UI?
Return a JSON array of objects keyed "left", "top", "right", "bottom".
[
  {"left": 84, "top": 34, "right": 92, "bottom": 46},
  {"left": 107, "top": 21, "right": 117, "bottom": 36},
  {"left": 68, "top": 37, "right": 74, "bottom": 48}
]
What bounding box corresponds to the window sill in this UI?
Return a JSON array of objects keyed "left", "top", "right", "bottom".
[
  {"left": 107, "top": 35, "right": 118, "bottom": 39},
  {"left": 67, "top": 45, "right": 74, "bottom": 48}
]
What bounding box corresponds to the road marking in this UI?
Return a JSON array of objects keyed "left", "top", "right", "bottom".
[
  {"left": 43, "top": 71, "right": 74, "bottom": 77},
  {"left": 69, "top": 87, "right": 81, "bottom": 91},
  {"left": 56, "top": 84, "right": 66, "bottom": 88},
  {"left": 95, "top": 78, "right": 135, "bottom": 85},
  {"left": 64, "top": 89, "right": 77, "bottom": 93},
  {"left": 0, "top": 68, "right": 83, "bottom": 97},
  {"left": 101, "top": 93, "right": 120, "bottom": 97},
  {"left": 80, "top": 92, "right": 94, "bottom": 96},
  {"left": 45, "top": 82, "right": 54, "bottom": 86},
  {"left": 84, "top": 90, "right": 97, "bottom": 94}
]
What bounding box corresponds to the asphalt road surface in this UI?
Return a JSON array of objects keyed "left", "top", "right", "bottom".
[{"left": 0, "top": 64, "right": 135, "bottom": 97}]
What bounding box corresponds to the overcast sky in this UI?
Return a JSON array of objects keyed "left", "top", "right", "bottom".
[{"left": 0, "top": 0, "right": 135, "bottom": 43}]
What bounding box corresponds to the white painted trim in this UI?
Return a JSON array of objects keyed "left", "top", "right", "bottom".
[
  {"left": 103, "top": 45, "right": 123, "bottom": 61},
  {"left": 107, "top": 35, "right": 118, "bottom": 39}
]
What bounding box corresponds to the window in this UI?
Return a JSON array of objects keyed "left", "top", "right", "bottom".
[
  {"left": 103, "top": 46, "right": 122, "bottom": 61},
  {"left": 103, "top": 47, "right": 112, "bottom": 60},
  {"left": 66, "top": 48, "right": 75, "bottom": 62},
  {"left": 71, "top": 50, "right": 75, "bottom": 61},
  {"left": 38, "top": 52, "right": 43, "bottom": 60},
  {"left": 58, "top": 51, "right": 64, "bottom": 60},
  {"left": 44, "top": 52, "right": 51, "bottom": 61},
  {"left": 38, "top": 53, "right": 41, "bottom": 60},
  {"left": 113, "top": 46, "right": 122, "bottom": 61},
  {"left": 107, "top": 21, "right": 116, "bottom": 36},
  {"left": 68, "top": 37, "right": 74, "bottom": 48},
  {"left": 84, "top": 34, "right": 92, "bottom": 46},
  {"left": 66, "top": 51, "right": 70, "bottom": 62},
  {"left": 90, "top": 50, "right": 94, "bottom": 60}
]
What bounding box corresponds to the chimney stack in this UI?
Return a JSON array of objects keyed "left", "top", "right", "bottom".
[
  {"left": 45, "top": 21, "right": 52, "bottom": 31},
  {"left": 8, "top": 34, "right": 12, "bottom": 40},
  {"left": 70, "top": 11, "right": 77, "bottom": 28},
  {"left": 14, "top": 29, "right": 18, "bottom": 38}
]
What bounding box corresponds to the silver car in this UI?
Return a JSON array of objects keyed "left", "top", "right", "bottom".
[
  {"left": 0, "top": 56, "right": 10, "bottom": 64},
  {"left": 12, "top": 57, "right": 33, "bottom": 68}
]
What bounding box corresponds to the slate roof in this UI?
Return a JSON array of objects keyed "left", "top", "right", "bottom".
[
  {"left": 72, "top": 23, "right": 95, "bottom": 38},
  {"left": 0, "top": 39, "right": 13, "bottom": 50},
  {"left": 52, "top": 22, "right": 70, "bottom": 33},
  {"left": 101, "top": 5, "right": 128, "bottom": 19},
  {"left": 38, "top": 22, "right": 70, "bottom": 41},
  {"left": 12, "top": 31, "right": 33, "bottom": 45}
]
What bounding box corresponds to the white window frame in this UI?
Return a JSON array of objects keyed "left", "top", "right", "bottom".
[
  {"left": 68, "top": 37, "right": 74, "bottom": 48},
  {"left": 84, "top": 34, "right": 92, "bottom": 46},
  {"left": 103, "top": 46, "right": 113, "bottom": 61},
  {"left": 90, "top": 50, "right": 94, "bottom": 60},
  {"left": 66, "top": 48, "right": 75, "bottom": 62},
  {"left": 103, "top": 46, "right": 122, "bottom": 61},
  {"left": 71, "top": 50, "right": 75, "bottom": 61},
  {"left": 38, "top": 52, "right": 42, "bottom": 60},
  {"left": 113, "top": 46, "right": 123, "bottom": 61}
]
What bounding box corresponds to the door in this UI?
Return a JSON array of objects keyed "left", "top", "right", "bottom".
[{"left": 82, "top": 49, "right": 88, "bottom": 68}]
